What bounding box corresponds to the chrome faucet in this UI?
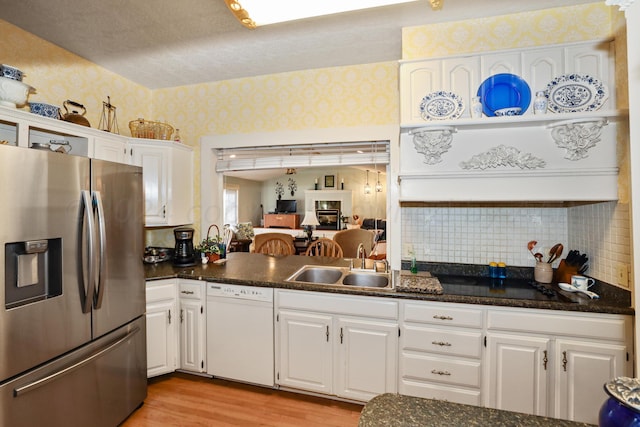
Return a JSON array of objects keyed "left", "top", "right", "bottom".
[{"left": 357, "top": 243, "right": 366, "bottom": 269}]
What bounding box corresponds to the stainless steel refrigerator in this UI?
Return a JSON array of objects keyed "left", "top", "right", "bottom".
[{"left": 0, "top": 145, "right": 147, "bottom": 426}]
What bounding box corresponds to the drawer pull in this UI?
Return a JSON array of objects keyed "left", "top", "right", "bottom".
[
  {"left": 431, "top": 369, "right": 451, "bottom": 376},
  {"left": 433, "top": 315, "right": 453, "bottom": 321},
  {"left": 431, "top": 341, "right": 452, "bottom": 347},
  {"left": 181, "top": 290, "right": 195, "bottom": 295}
]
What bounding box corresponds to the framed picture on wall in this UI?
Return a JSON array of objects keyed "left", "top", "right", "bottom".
[{"left": 324, "top": 175, "right": 335, "bottom": 188}]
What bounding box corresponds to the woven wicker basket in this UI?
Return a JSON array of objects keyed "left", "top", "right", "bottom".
[{"left": 129, "top": 119, "right": 174, "bottom": 140}]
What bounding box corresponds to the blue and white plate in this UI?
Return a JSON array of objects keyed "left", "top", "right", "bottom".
[
  {"left": 545, "top": 73, "right": 608, "bottom": 113},
  {"left": 419, "top": 91, "right": 465, "bottom": 121},
  {"left": 477, "top": 73, "right": 531, "bottom": 117}
]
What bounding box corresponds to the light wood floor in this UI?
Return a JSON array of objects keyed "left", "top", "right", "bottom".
[{"left": 121, "top": 373, "right": 363, "bottom": 427}]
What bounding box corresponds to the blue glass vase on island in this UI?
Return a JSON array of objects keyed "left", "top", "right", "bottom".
[{"left": 600, "top": 377, "right": 640, "bottom": 426}]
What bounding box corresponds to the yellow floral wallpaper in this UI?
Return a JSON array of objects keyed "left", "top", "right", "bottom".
[
  {"left": 0, "top": 20, "right": 152, "bottom": 129},
  {"left": 402, "top": 3, "right": 612, "bottom": 59}
]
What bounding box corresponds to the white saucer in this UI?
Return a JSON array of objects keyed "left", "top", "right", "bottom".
[{"left": 558, "top": 282, "right": 599, "bottom": 299}]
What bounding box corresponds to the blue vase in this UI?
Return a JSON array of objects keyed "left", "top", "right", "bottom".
[{"left": 600, "top": 397, "right": 640, "bottom": 426}]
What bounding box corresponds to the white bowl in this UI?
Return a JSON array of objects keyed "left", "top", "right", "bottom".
[{"left": 0, "top": 76, "right": 33, "bottom": 108}]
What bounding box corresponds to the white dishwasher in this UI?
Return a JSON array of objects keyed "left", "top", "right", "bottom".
[{"left": 206, "top": 283, "right": 274, "bottom": 387}]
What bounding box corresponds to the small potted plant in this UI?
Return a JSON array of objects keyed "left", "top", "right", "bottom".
[{"left": 197, "top": 233, "right": 223, "bottom": 262}]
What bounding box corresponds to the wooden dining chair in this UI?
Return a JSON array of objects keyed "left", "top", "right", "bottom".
[
  {"left": 305, "top": 238, "right": 344, "bottom": 257},
  {"left": 255, "top": 237, "right": 295, "bottom": 255}
]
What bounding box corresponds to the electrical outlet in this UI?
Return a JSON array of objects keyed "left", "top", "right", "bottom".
[
  {"left": 616, "top": 262, "right": 630, "bottom": 288},
  {"left": 402, "top": 244, "right": 414, "bottom": 258}
]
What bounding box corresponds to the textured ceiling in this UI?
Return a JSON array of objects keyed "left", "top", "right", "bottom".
[{"left": 0, "top": 0, "right": 599, "bottom": 89}]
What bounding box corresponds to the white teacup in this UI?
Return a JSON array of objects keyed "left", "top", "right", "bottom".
[{"left": 571, "top": 275, "right": 595, "bottom": 290}]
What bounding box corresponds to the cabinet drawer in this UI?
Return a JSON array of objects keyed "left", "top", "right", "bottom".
[
  {"left": 401, "top": 352, "right": 481, "bottom": 388},
  {"left": 146, "top": 281, "right": 176, "bottom": 303},
  {"left": 487, "top": 308, "right": 631, "bottom": 341},
  {"left": 178, "top": 281, "right": 203, "bottom": 299},
  {"left": 403, "top": 302, "right": 484, "bottom": 328},
  {"left": 399, "top": 379, "right": 482, "bottom": 406},
  {"left": 277, "top": 290, "right": 398, "bottom": 320},
  {"left": 402, "top": 325, "right": 482, "bottom": 358}
]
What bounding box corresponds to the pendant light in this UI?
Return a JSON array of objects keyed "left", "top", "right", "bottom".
[
  {"left": 364, "top": 170, "right": 371, "bottom": 195},
  {"left": 376, "top": 171, "right": 383, "bottom": 192}
]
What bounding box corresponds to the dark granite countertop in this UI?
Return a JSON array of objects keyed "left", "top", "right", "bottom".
[
  {"left": 144, "top": 253, "right": 633, "bottom": 315},
  {"left": 358, "top": 394, "right": 593, "bottom": 427}
]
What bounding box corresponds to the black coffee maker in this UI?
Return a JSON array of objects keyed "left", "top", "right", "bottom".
[{"left": 173, "top": 227, "right": 196, "bottom": 267}]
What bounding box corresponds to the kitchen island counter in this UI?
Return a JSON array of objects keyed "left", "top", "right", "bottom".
[
  {"left": 358, "top": 393, "right": 593, "bottom": 427},
  {"left": 144, "top": 252, "right": 633, "bottom": 315}
]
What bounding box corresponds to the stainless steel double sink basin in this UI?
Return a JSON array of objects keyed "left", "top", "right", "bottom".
[{"left": 286, "top": 265, "right": 391, "bottom": 289}]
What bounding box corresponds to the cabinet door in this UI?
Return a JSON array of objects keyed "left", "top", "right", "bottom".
[
  {"left": 277, "top": 310, "right": 332, "bottom": 394},
  {"left": 146, "top": 298, "right": 177, "bottom": 377},
  {"left": 93, "top": 137, "right": 126, "bottom": 163},
  {"left": 335, "top": 317, "right": 398, "bottom": 401},
  {"left": 132, "top": 145, "right": 168, "bottom": 225},
  {"left": 485, "top": 333, "right": 550, "bottom": 417},
  {"left": 179, "top": 299, "right": 205, "bottom": 373},
  {"left": 554, "top": 339, "right": 627, "bottom": 425}
]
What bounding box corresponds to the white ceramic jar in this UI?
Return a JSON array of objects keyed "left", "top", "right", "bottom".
[{"left": 533, "top": 91, "right": 548, "bottom": 114}]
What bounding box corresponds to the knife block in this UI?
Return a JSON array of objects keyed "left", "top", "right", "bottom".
[{"left": 554, "top": 260, "right": 578, "bottom": 284}]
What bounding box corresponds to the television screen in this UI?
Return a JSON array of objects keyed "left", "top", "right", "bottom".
[{"left": 276, "top": 199, "right": 297, "bottom": 213}]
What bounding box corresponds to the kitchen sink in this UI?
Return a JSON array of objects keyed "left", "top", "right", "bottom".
[
  {"left": 342, "top": 273, "right": 389, "bottom": 288},
  {"left": 288, "top": 266, "right": 344, "bottom": 284},
  {"left": 286, "top": 265, "right": 391, "bottom": 289}
]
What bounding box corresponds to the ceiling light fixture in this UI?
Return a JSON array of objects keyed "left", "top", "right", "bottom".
[
  {"left": 224, "top": 0, "right": 420, "bottom": 29},
  {"left": 429, "top": 0, "right": 444, "bottom": 10}
]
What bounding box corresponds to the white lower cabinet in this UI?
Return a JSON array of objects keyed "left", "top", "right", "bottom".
[
  {"left": 554, "top": 338, "right": 628, "bottom": 423},
  {"left": 276, "top": 290, "right": 398, "bottom": 401},
  {"left": 145, "top": 279, "right": 179, "bottom": 378},
  {"left": 485, "top": 307, "right": 632, "bottom": 425},
  {"left": 178, "top": 280, "right": 207, "bottom": 373},
  {"left": 399, "top": 301, "right": 484, "bottom": 406},
  {"left": 485, "top": 333, "right": 550, "bottom": 416}
]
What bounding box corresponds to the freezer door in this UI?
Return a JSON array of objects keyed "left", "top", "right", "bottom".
[
  {"left": 91, "top": 159, "right": 145, "bottom": 337},
  {"left": 0, "top": 146, "right": 92, "bottom": 382},
  {"left": 0, "top": 316, "right": 147, "bottom": 427}
]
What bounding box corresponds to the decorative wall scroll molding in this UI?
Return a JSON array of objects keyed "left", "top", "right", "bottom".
[
  {"left": 459, "top": 145, "right": 546, "bottom": 170},
  {"left": 410, "top": 126, "right": 457, "bottom": 165},
  {"left": 605, "top": 0, "right": 635, "bottom": 11},
  {"left": 548, "top": 118, "right": 608, "bottom": 161}
]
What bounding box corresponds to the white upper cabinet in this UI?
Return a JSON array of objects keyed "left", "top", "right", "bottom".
[
  {"left": 130, "top": 139, "right": 194, "bottom": 227},
  {"left": 398, "top": 40, "right": 626, "bottom": 202}
]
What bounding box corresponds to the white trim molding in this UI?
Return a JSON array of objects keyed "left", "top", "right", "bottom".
[{"left": 605, "top": 0, "right": 635, "bottom": 11}]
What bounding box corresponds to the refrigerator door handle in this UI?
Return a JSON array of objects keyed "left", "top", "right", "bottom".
[
  {"left": 13, "top": 326, "right": 141, "bottom": 397},
  {"left": 93, "top": 191, "right": 107, "bottom": 309},
  {"left": 80, "top": 190, "right": 96, "bottom": 314}
]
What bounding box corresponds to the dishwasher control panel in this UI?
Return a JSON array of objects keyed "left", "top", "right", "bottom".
[{"left": 207, "top": 283, "right": 273, "bottom": 302}]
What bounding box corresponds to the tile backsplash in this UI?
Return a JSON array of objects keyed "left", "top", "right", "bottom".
[{"left": 401, "top": 201, "right": 630, "bottom": 286}]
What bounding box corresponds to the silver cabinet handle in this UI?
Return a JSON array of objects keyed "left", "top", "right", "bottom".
[
  {"left": 326, "top": 325, "right": 330, "bottom": 342},
  {"left": 181, "top": 290, "right": 194, "bottom": 295},
  {"left": 562, "top": 351, "right": 568, "bottom": 371},
  {"left": 431, "top": 369, "right": 451, "bottom": 376},
  {"left": 433, "top": 315, "right": 453, "bottom": 320},
  {"left": 340, "top": 327, "right": 344, "bottom": 344},
  {"left": 180, "top": 309, "right": 184, "bottom": 323},
  {"left": 432, "top": 341, "right": 452, "bottom": 347},
  {"left": 543, "top": 350, "right": 548, "bottom": 370},
  {"left": 168, "top": 309, "right": 172, "bottom": 324}
]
